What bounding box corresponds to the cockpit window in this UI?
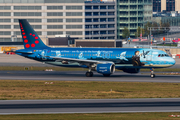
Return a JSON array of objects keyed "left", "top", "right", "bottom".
[{"left": 158, "top": 54, "right": 169, "bottom": 57}]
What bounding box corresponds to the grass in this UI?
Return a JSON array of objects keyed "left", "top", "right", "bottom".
[
  {"left": 0, "top": 113, "right": 180, "bottom": 120},
  {"left": 141, "top": 68, "right": 180, "bottom": 72},
  {"left": 0, "top": 66, "right": 180, "bottom": 72},
  {"left": 157, "top": 43, "right": 177, "bottom": 47},
  {"left": 0, "top": 66, "right": 86, "bottom": 71},
  {"left": 1, "top": 80, "right": 180, "bottom": 100}
]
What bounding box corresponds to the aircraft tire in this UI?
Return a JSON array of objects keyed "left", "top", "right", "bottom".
[
  {"left": 150, "top": 74, "right": 155, "bottom": 78},
  {"left": 86, "top": 72, "right": 93, "bottom": 77},
  {"left": 103, "top": 74, "right": 111, "bottom": 77},
  {"left": 90, "top": 72, "right": 93, "bottom": 77}
]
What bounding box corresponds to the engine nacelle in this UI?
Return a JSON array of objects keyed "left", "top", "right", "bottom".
[
  {"left": 122, "top": 68, "right": 140, "bottom": 73},
  {"left": 96, "top": 63, "right": 115, "bottom": 75}
]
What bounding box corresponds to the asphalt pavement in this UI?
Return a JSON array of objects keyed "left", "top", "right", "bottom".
[
  {"left": 0, "top": 98, "right": 180, "bottom": 114},
  {"left": 0, "top": 71, "right": 179, "bottom": 83}
]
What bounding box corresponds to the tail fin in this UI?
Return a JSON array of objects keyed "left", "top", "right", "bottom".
[{"left": 19, "top": 19, "right": 48, "bottom": 49}]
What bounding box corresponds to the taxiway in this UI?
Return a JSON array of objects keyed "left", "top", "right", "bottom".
[
  {"left": 0, "top": 98, "right": 180, "bottom": 114},
  {"left": 0, "top": 71, "right": 179, "bottom": 83}
]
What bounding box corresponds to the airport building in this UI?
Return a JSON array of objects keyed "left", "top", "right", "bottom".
[
  {"left": 0, "top": 0, "right": 116, "bottom": 44},
  {"left": 0, "top": 0, "right": 86, "bottom": 43},
  {"left": 153, "top": 0, "right": 180, "bottom": 12},
  {"left": 153, "top": 16, "right": 180, "bottom": 26},
  {"left": 117, "top": 0, "right": 152, "bottom": 39},
  {"left": 84, "top": 1, "right": 116, "bottom": 39}
]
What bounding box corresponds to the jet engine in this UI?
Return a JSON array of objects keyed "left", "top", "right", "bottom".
[
  {"left": 122, "top": 68, "right": 140, "bottom": 73},
  {"left": 96, "top": 63, "right": 115, "bottom": 75}
]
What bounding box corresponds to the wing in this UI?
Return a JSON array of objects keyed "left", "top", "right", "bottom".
[{"left": 49, "top": 56, "right": 113, "bottom": 66}]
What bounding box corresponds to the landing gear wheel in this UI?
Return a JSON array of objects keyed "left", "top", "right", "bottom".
[
  {"left": 150, "top": 74, "right": 155, "bottom": 78},
  {"left": 150, "top": 68, "right": 155, "bottom": 78},
  {"left": 86, "top": 72, "right": 93, "bottom": 77},
  {"left": 103, "top": 74, "right": 111, "bottom": 77}
]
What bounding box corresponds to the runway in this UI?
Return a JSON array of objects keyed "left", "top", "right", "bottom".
[
  {"left": 0, "top": 71, "right": 180, "bottom": 83},
  {"left": 0, "top": 98, "right": 180, "bottom": 114}
]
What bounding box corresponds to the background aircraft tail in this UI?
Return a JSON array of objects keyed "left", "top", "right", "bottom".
[{"left": 19, "top": 19, "right": 48, "bottom": 49}]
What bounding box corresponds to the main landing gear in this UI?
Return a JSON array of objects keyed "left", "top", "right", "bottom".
[
  {"left": 86, "top": 71, "right": 93, "bottom": 77},
  {"left": 150, "top": 68, "right": 155, "bottom": 78},
  {"left": 86, "top": 67, "right": 93, "bottom": 77}
]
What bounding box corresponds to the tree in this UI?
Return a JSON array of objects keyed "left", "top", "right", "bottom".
[
  {"left": 135, "top": 26, "right": 145, "bottom": 37},
  {"left": 122, "top": 27, "right": 130, "bottom": 39},
  {"left": 161, "top": 22, "right": 170, "bottom": 32},
  {"left": 143, "top": 22, "right": 152, "bottom": 37},
  {"left": 143, "top": 21, "right": 170, "bottom": 37}
]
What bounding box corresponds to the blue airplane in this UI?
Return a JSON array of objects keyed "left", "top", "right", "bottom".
[{"left": 15, "top": 19, "right": 176, "bottom": 78}]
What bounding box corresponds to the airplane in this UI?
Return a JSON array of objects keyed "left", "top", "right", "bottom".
[{"left": 15, "top": 19, "right": 176, "bottom": 78}]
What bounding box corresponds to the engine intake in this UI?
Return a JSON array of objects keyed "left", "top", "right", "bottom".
[{"left": 96, "top": 63, "right": 115, "bottom": 75}]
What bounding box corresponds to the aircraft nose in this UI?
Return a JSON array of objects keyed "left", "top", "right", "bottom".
[{"left": 171, "top": 58, "right": 176, "bottom": 65}]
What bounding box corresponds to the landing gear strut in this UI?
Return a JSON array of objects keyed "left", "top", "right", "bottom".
[
  {"left": 86, "top": 67, "right": 93, "bottom": 77},
  {"left": 150, "top": 68, "right": 155, "bottom": 78}
]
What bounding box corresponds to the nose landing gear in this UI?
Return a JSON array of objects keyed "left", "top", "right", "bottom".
[{"left": 150, "top": 68, "right": 155, "bottom": 78}]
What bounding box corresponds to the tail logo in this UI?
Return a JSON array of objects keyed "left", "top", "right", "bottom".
[
  {"left": 19, "top": 19, "right": 48, "bottom": 49},
  {"left": 28, "top": 33, "right": 39, "bottom": 48}
]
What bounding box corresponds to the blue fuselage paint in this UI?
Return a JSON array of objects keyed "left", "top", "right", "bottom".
[{"left": 16, "top": 47, "right": 176, "bottom": 69}]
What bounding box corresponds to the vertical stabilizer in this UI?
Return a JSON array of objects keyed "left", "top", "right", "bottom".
[{"left": 19, "top": 19, "right": 48, "bottom": 49}]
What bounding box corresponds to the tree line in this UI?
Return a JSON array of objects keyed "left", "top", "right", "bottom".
[{"left": 122, "top": 22, "right": 170, "bottom": 39}]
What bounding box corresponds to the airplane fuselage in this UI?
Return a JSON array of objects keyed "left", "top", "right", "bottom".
[
  {"left": 16, "top": 19, "right": 176, "bottom": 77},
  {"left": 16, "top": 47, "right": 176, "bottom": 69}
]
